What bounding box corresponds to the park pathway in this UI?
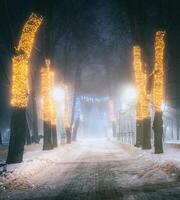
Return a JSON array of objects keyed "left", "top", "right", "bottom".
[{"left": 1, "top": 139, "right": 180, "bottom": 200}]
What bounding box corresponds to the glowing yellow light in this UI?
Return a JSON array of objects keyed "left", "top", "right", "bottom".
[
  {"left": 50, "top": 71, "right": 57, "bottom": 125},
  {"left": 109, "top": 100, "right": 116, "bottom": 122},
  {"left": 41, "top": 60, "right": 51, "bottom": 122},
  {"left": 153, "top": 31, "right": 165, "bottom": 112},
  {"left": 133, "top": 46, "right": 150, "bottom": 120},
  {"left": 63, "top": 85, "right": 70, "bottom": 128},
  {"left": 11, "top": 13, "right": 43, "bottom": 107}
]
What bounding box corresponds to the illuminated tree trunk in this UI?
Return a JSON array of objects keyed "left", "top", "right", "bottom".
[
  {"left": 50, "top": 66, "right": 58, "bottom": 147},
  {"left": 6, "top": 108, "right": 26, "bottom": 164},
  {"left": 43, "top": 122, "right": 53, "bottom": 150},
  {"left": 41, "top": 63, "right": 55, "bottom": 150},
  {"left": 133, "top": 46, "right": 151, "bottom": 148},
  {"left": 153, "top": 31, "right": 165, "bottom": 154},
  {"left": 153, "top": 112, "right": 163, "bottom": 154},
  {"left": 43, "top": 2, "right": 58, "bottom": 147},
  {"left": 142, "top": 118, "right": 151, "bottom": 149},
  {"left": 52, "top": 125, "right": 57, "bottom": 147},
  {"left": 135, "top": 120, "right": 142, "bottom": 147},
  {"left": 7, "top": 13, "right": 43, "bottom": 164}
]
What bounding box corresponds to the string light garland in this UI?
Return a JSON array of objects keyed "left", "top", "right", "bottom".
[
  {"left": 80, "top": 96, "right": 109, "bottom": 103},
  {"left": 133, "top": 46, "right": 150, "bottom": 120},
  {"left": 63, "top": 85, "right": 70, "bottom": 128},
  {"left": 41, "top": 60, "right": 51, "bottom": 122},
  {"left": 11, "top": 13, "right": 43, "bottom": 108},
  {"left": 50, "top": 71, "right": 57, "bottom": 125},
  {"left": 153, "top": 31, "right": 165, "bottom": 112}
]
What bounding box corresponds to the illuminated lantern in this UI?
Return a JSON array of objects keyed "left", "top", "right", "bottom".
[
  {"left": 63, "top": 85, "right": 70, "bottom": 128},
  {"left": 153, "top": 31, "right": 165, "bottom": 112},
  {"left": 11, "top": 13, "right": 43, "bottom": 108}
]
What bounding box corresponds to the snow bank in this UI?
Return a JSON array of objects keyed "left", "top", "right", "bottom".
[
  {"left": 0, "top": 143, "right": 80, "bottom": 192},
  {"left": 112, "top": 140, "right": 180, "bottom": 188},
  {"left": 1, "top": 139, "right": 180, "bottom": 195}
]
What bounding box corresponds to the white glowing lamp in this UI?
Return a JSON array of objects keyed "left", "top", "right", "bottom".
[
  {"left": 52, "top": 86, "right": 65, "bottom": 113},
  {"left": 160, "top": 102, "right": 167, "bottom": 111},
  {"left": 122, "top": 86, "right": 138, "bottom": 102},
  {"left": 121, "top": 103, "right": 128, "bottom": 111},
  {"left": 52, "top": 86, "right": 64, "bottom": 102}
]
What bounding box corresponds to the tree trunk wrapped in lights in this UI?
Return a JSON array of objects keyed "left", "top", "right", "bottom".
[
  {"left": 133, "top": 46, "right": 143, "bottom": 147},
  {"left": 141, "top": 91, "right": 151, "bottom": 150},
  {"left": 133, "top": 46, "right": 151, "bottom": 149},
  {"left": 50, "top": 71, "right": 58, "bottom": 147},
  {"left": 153, "top": 31, "right": 165, "bottom": 154},
  {"left": 64, "top": 85, "right": 71, "bottom": 143},
  {"left": 7, "top": 13, "right": 43, "bottom": 164},
  {"left": 41, "top": 60, "right": 53, "bottom": 150},
  {"left": 109, "top": 100, "right": 116, "bottom": 137}
]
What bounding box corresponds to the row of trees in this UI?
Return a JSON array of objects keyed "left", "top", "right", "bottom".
[
  {"left": 133, "top": 31, "right": 165, "bottom": 154},
  {"left": 109, "top": 0, "right": 180, "bottom": 153},
  {"left": 6, "top": 11, "right": 82, "bottom": 163},
  {"left": 7, "top": 13, "right": 43, "bottom": 163},
  {"left": 5, "top": 0, "right": 101, "bottom": 164},
  {"left": 1, "top": 0, "right": 180, "bottom": 163}
]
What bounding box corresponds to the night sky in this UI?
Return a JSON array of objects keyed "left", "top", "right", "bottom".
[{"left": 0, "top": 0, "right": 180, "bottom": 130}]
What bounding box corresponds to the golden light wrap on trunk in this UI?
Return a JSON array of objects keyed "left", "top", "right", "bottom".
[
  {"left": 133, "top": 46, "right": 150, "bottom": 120},
  {"left": 41, "top": 61, "right": 51, "bottom": 122},
  {"left": 153, "top": 31, "right": 165, "bottom": 112},
  {"left": 63, "top": 85, "right": 70, "bottom": 128},
  {"left": 11, "top": 13, "right": 43, "bottom": 108},
  {"left": 109, "top": 100, "right": 116, "bottom": 122},
  {"left": 50, "top": 71, "right": 57, "bottom": 125}
]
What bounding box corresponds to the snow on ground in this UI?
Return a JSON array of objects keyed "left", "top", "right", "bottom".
[
  {"left": 0, "top": 142, "right": 82, "bottom": 192},
  {"left": 0, "top": 138, "right": 180, "bottom": 199},
  {"left": 165, "top": 140, "right": 180, "bottom": 144},
  {"left": 112, "top": 140, "right": 180, "bottom": 187}
]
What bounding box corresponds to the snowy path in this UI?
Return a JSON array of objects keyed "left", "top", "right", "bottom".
[{"left": 1, "top": 139, "right": 180, "bottom": 199}]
